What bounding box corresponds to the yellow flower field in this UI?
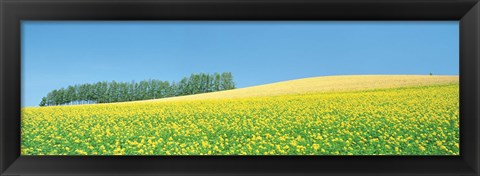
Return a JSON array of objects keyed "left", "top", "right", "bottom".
[{"left": 21, "top": 75, "right": 459, "bottom": 155}]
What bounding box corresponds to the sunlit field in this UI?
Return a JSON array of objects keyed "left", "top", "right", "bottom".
[{"left": 21, "top": 75, "right": 459, "bottom": 155}]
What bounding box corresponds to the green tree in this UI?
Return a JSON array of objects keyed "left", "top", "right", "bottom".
[
  {"left": 39, "top": 97, "right": 47, "bottom": 106},
  {"left": 220, "top": 72, "right": 235, "bottom": 90},
  {"left": 40, "top": 72, "right": 236, "bottom": 106}
]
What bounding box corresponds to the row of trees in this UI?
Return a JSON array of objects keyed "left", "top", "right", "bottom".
[{"left": 39, "top": 72, "right": 235, "bottom": 106}]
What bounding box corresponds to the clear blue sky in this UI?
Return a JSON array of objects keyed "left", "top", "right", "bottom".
[{"left": 22, "top": 21, "right": 459, "bottom": 107}]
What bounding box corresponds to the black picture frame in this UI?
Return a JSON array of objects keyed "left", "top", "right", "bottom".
[{"left": 1, "top": 0, "right": 479, "bottom": 175}]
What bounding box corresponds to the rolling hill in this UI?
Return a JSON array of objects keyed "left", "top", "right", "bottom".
[{"left": 145, "top": 75, "right": 458, "bottom": 102}]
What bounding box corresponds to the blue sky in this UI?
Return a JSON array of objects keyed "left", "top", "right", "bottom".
[{"left": 22, "top": 21, "right": 459, "bottom": 107}]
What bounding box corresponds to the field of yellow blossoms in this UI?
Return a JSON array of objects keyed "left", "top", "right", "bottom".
[{"left": 21, "top": 75, "right": 459, "bottom": 155}]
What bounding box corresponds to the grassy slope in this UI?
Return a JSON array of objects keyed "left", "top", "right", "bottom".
[{"left": 143, "top": 75, "right": 458, "bottom": 102}]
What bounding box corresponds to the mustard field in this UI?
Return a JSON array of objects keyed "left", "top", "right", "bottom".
[{"left": 21, "top": 75, "right": 459, "bottom": 155}]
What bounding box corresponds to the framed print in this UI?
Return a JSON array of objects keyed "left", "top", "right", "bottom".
[{"left": 1, "top": 0, "right": 479, "bottom": 175}]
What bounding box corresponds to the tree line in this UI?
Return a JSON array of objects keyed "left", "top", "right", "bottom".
[{"left": 39, "top": 72, "right": 235, "bottom": 106}]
